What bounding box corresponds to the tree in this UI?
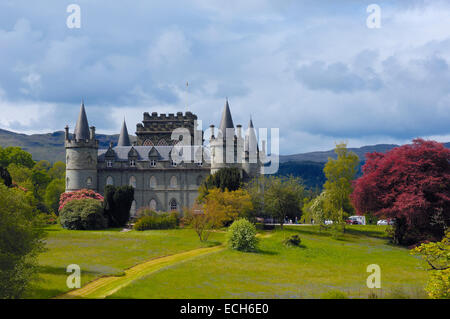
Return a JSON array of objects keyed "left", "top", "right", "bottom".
[
  {"left": 198, "top": 167, "right": 242, "bottom": 202},
  {"left": 103, "top": 185, "right": 135, "bottom": 227},
  {"left": 301, "top": 191, "right": 328, "bottom": 228},
  {"left": 0, "top": 167, "right": 12, "bottom": 187},
  {"left": 0, "top": 184, "right": 45, "bottom": 298},
  {"left": 48, "top": 162, "right": 66, "bottom": 180},
  {"left": 34, "top": 160, "right": 51, "bottom": 172},
  {"left": 411, "top": 231, "right": 449, "bottom": 299},
  {"left": 263, "top": 176, "right": 306, "bottom": 228},
  {"left": 351, "top": 139, "right": 450, "bottom": 245},
  {"left": 322, "top": 143, "right": 359, "bottom": 231},
  {"left": 0, "top": 146, "right": 34, "bottom": 169},
  {"left": 7, "top": 163, "right": 33, "bottom": 186},
  {"left": 246, "top": 175, "right": 271, "bottom": 220},
  {"left": 44, "top": 178, "right": 65, "bottom": 214},
  {"left": 202, "top": 188, "right": 253, "bottom": 226},
  {"left": 31, "top": 169, "right": 51, "bottom": 201},
  {"left": 183, "top": 203, "right": 220, "bottom": 242}
]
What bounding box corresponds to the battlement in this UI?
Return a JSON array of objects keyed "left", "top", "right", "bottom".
[
  {"left": 65, "top": 138, "right": 99, "bottom": 148},
  {"left": 142, "top": 111, "right": 197, "bottom": 122}
]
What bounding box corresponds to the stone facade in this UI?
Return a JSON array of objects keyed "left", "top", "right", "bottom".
[{"left": 65, "top": 100, "right": 262, "bottom": 217}]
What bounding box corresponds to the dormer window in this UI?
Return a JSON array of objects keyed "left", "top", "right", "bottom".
[
  {"left": 130, "top": 159, "right": 136, "bottom": 167},
  {"left": 106, "top": 160, "right": 113, "bottom": 168},
  {"left": 171, "top": 160, "right": 177, "bottom": 167},
  {"left": 196, "top": 161, "right": 203, "bottom": 167},
  {"left": 150, "top": 159, "right": 157, "bottom": 167}
]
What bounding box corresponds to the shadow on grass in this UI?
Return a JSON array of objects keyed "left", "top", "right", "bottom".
[
  {"left": 255, "top": 248, "right": 279, "bottom": 255},
  {"left": 204, "top": 240, "right": 222, "bottom": 247},
  {"left": 345, "top": 227, "right": 390, "bottom": 240}
]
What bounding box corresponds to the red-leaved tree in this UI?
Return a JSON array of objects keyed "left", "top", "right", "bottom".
[
  {"left": 351, "top": 139, "right": 450, "bottom": 245},
  {"left": 59, "top": 189, "right": 104, "bottom": 212}
]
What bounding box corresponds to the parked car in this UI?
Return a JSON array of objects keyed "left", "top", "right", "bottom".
[
  {"left": 324, "top": 220, "right": 333, "bottom": 225},
  {"left": 377, "top": 219, "right": 388, "bottom": 225}
]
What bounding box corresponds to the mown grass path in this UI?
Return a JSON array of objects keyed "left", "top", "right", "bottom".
[{"left": 55, "top": 245, "right": 224, "bottom": 299}]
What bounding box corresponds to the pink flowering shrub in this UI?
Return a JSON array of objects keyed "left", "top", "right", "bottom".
[{"left": 59, "top": 189, "right": 104, "bottom": 212}]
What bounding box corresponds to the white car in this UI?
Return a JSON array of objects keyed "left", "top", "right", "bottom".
[
  {"left": 377, "top": 220, "right": 388, "bottom": 225},
  {"left": 324, "top": 220, "right": 333, "bottom": 225}
]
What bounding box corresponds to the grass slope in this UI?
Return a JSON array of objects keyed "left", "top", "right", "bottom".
[
  {"left": 27, "top": 225, "right": 224, "bottom": 299},
  {"left": 57, "top": 245, "right": 224, "bottom": 299},
  {"left": 110, "top": 225, "right": 428, "bottom": 299}
]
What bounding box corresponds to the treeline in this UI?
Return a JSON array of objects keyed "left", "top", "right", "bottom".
[{"left": 0, "top": 146, "right": 66, "bottom": 222}]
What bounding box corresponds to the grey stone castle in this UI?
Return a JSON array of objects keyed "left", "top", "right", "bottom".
[{"left": 65, "top": 100, "right": 263, "bottom": 216}]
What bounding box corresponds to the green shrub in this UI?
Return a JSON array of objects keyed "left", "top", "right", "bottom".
[
  {"left": 283, "top": 234, "right": 301, "bottom": 247},
  {"left": 136, "top": 207, "right": 158, "bottom": 219},
  {"left": 321, "top": 290, "right": 349, "bottom": 299},
  {"left": 227, "top": 218, "right": 258, "bottom": 252},
  {"left": 133, "top": 212, "right": 179, "bottom": 231},
  {"left": 60, "top": 198, "right": 107, "bottom": 230}
]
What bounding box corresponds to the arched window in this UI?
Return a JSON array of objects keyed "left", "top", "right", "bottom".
[
  {"left": 169, "top": 199, "right": 177, "bottom": 211},
  {"left": 170, "top": 176, "right": 177, "bottom": 188},
  {"left": 149, "top": 176, "right": 157, "bottom": 189},
  {"left": 106, "top": 176, "right": 114, "bottom": 186},
  {"left": 130, "top": 200, "right": 137, "bottom": 217},
  {"left": 196, "top": 175, "right": 203, "bottom": 186},
  {"left": 149, "top": 199, "right": 157, "bottom": 211},
  {"left": 86, "top": 177, "right": 93, "bottom": 187},
  {"left": 129, "top": 176, "right": 137, "bottom": 188},
  {"left": 66, "top": 176, "right": 70, "bottom": 188}
]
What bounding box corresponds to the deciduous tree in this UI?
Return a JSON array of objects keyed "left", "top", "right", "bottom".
[{"left": 351, "top": 139, "right": 450, "bottom": 245}]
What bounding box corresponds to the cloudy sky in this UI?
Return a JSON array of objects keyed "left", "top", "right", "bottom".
[{"left": 1, "top": 0, "right": 449, "bottom": 154}]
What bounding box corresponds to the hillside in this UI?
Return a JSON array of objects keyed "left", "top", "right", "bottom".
[{"left": 0, "top": 129, "right": 135, "bottom": 163}]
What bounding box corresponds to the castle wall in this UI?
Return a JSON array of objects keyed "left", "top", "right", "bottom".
[{"left": 97, "top": 166, "right": 209, "bottom": 214}]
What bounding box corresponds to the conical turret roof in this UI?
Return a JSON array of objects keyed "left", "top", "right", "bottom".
[
  {"left": 218, "top": 99, "right": 235, "bottom": 139},
  {"left": 74, "top": 100, "right": 90, "bottom": 140},
  {"left": 117, "top": 118, "right": 131, "bottom": 146},
  {"left": 245, "top": 116, "right": 259, "bottom": 152}
]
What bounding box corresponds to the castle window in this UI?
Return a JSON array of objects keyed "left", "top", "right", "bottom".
[
  {"left": 149, "top": 176, "right": 157, "bottom": 189},
  {"left": 170, "top": 176, "right": 177, "bottom": 188},
  {"left": 150, "top": 159, "right": 156, "bottom": 167},
  {"left": 129, "top": 176, "right": 137, "bottom": 188},
  {"left": 129, "top": 159, "right": 136, "bottom": 167},
  {"left": 106, "top": 160, "right": 113, "bottom": 168},
  {"left": 66, "top": 176, "right": 70, "bottom": 188},
  {"left": 86, "top": 177, "right": 93, "bottom": 187},
  {"left": 106, "top": 176, "right": 114, "bottom": 186},
  {"left": 196, "top": 161, "right": 203, "bottom": 167},
  {"left": 169, "top": 199, "right": 177, "bottom": 211},
  {"left": 171, "top": 160, "right": 177, "bottom": 167},
  {"left": 149, "top": 199, "right": 157, "bottom": 211}
]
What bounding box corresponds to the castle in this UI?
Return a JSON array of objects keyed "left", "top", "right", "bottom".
[{"left": 64, "top": 100, "right": 263, "bottom": 216}]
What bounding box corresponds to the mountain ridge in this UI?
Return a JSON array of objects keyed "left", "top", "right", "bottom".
[{"left": 0, "top": 128, "right": 448, "bottom": 164}]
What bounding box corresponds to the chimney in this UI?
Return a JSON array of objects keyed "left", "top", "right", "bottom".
[
  {"left": 236, "top": 124, "right": 242, "bottom": 139},
  {"left": 89, "top": 126, "right": 95, "bottom": 140},
  {"left": 64, "top": 125, "right": 69, "bottom": 141}
]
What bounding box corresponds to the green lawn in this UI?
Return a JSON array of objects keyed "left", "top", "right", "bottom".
[
  {"left": 29, "top": 224, "right": 429, "bottom": 299},
  {"left": 109, "top": 225, "right": 429, "bottom": 299},
  {"left": 27, "top": 225, "right": 224, "bottom": 298}
]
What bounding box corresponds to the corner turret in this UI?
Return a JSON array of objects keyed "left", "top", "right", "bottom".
[{"left": 65, "top": 100, "right": 99, "bottom": 191}]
